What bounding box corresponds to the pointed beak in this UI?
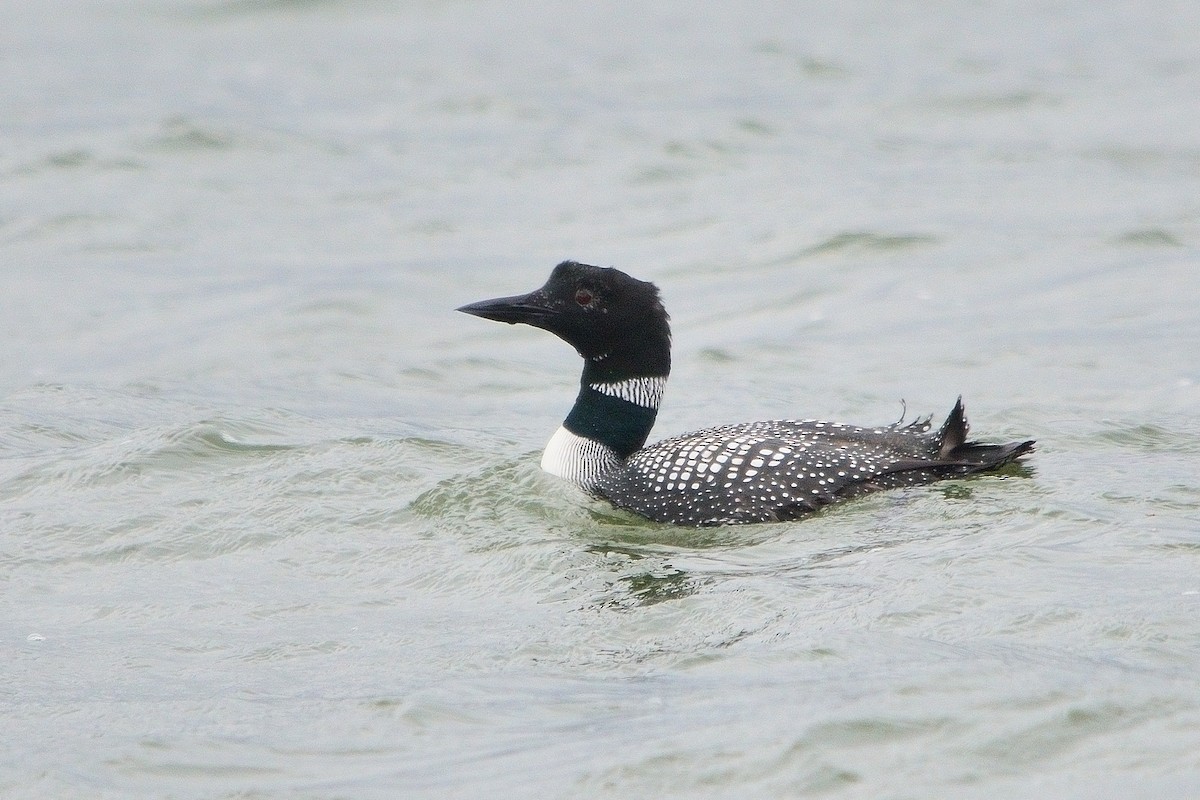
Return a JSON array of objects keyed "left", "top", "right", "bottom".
[{"left": 456, "top": 291, "right": 554, "bottom": 326}]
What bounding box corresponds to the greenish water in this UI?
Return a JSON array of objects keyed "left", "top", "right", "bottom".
[{"left": 3, "top": 1, "right": 1200, "bottom": 797}]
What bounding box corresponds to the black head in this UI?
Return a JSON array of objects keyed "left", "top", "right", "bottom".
[{"left": 458, "top": 261, "right": 671, "bottom": 378}]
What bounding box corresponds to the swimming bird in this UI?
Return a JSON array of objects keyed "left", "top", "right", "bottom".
[{"left": 458, "top": 261, "right": 1034, "bottom": 526}]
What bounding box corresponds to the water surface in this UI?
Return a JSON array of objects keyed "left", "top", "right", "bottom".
[{"left": 3, "top": 1, "right": 1200, "bottom": 797}]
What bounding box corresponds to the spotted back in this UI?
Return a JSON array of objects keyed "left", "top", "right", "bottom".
[{"left": 594, "top": 418, "right": 964, "bottom": 526}]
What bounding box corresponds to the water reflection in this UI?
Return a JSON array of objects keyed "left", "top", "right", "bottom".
[{"left": 581, "top": 542, "right": 702, "bottom": 607}]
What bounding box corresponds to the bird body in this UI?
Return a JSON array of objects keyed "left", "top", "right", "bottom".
[{"left": 459, "top": 261, "right": 1034, "bottom": 526}]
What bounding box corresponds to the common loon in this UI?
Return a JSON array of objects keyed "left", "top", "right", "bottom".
[{"left": 459, "top": 261, "right": 1034, "bottom": 526}]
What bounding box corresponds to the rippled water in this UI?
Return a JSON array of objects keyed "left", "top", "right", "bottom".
[{"left": 4, "top": 0, "right": 1200, "bottom": 797}]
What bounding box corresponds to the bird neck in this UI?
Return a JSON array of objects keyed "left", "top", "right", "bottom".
[
  {"left": 561, "top": 366, "right": 666, "bottom": 460},
  {"left": 540, "top": 357, "right": 669, "bottom": 488}
]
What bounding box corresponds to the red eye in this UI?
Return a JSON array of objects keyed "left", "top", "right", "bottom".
[{"left": 575, "top": 289, "right": 593, "bottom": 306}]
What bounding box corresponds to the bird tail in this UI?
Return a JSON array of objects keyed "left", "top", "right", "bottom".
[{"left": 936, "top": 396, "right": 1035, "bottom": 469}]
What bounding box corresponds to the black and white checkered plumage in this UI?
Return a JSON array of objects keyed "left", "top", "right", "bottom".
[{"left": 459, "top": 261, "right": 1035, "bottom": 527}]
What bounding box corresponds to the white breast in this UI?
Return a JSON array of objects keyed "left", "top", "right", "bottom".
[{"left": 540, "top": 425, "right": 621, "bottom": 490}]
